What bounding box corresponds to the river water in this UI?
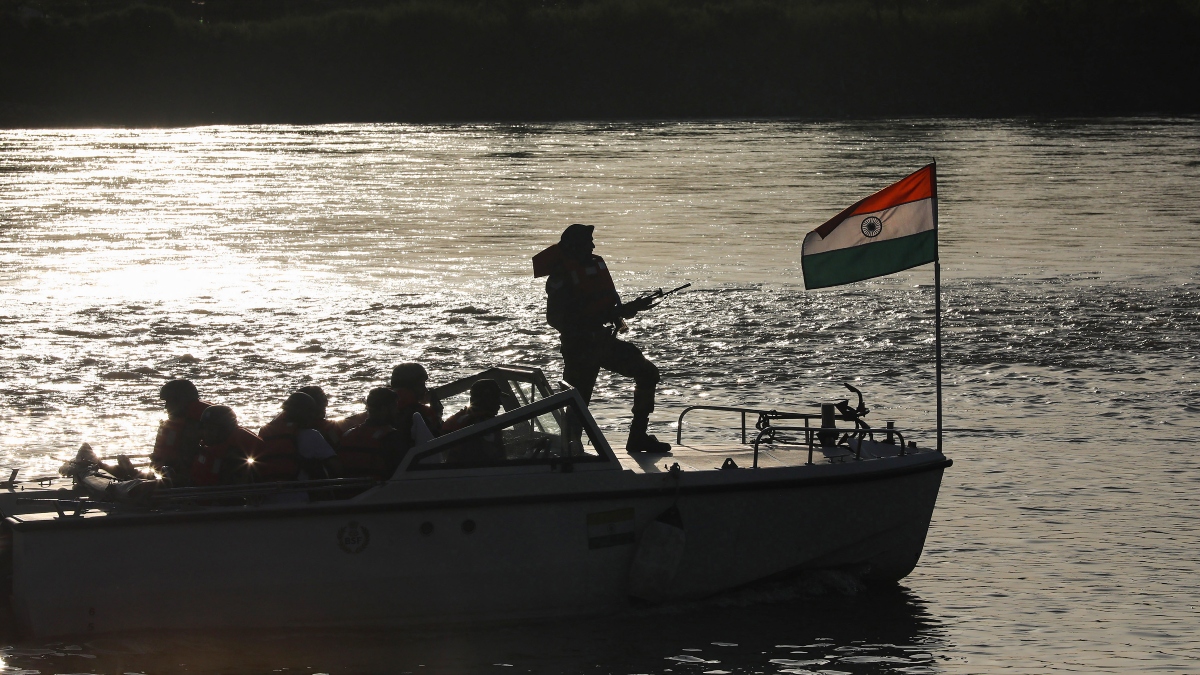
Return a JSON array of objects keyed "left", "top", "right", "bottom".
[{"left": 0, "top": 119, "right": 1198, "bottom": 673}]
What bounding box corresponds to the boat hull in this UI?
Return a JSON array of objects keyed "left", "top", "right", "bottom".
[{"left": 9, "top": 454, "right": 948, "bottom": 637}]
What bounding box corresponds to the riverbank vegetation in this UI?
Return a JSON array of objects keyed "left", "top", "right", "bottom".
[{"left": 2, "top": 0, "right": 1198, "bottom": 125}]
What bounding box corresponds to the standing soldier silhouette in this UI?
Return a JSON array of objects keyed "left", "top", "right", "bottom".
[{"left": 534, "top": 224, "right": 671, "bottom": 453}]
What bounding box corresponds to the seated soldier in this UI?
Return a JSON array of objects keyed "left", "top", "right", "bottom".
[
  {"left": 391, "top": 362, "right": 444, "bottom": 441},
  {"left": 151, "top": 379, "right": 213, "bottom": 484},
  {"left": 192, "top": 405, "right": 263, "bottom": 486},
  {"left": 336, "top": 363, "right": 443, "bottom": 443},
  {"left": 336, "top": 412, "right": 367, "bottom": 437},
  {"left": 297, "top": 385, "right": 346, "bottom": 448},
  {"left": 442, "top": 379, "right": 506, "bottom": 465},
  {"left": 260, "top": 385, "right": 343, "bottom": 449},
  {"left": 337, "top": 388, "right": 408, "bottom": 479},
  {"left": 443, "top": 379, "right": 504, "bottom": 433},
  {"left": 258, "top": 392, "right": 341, "bottom": 482},
  {"left": 336, "top": 403, "right": 369, "bottom": 438}
]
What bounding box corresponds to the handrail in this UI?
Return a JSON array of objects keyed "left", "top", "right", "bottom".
[
  {"left": 676, "top": 403, "right": 816, "bottom": 446},
  {"left": 752, "top": 425, "right": 911, "bottom": 464},
  {"left": 677, "top": 404, "right": 923, "bottom": 468},
  {"left": 675, "top": 405, "right": 823, "bottom": 445}
]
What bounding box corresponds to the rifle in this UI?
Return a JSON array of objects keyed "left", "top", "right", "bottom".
[
  {"left": 615, "top": 283, "right": 691, "bottom": 333},
  {"left": 634, "top": 283, "right": 692, "bottom": 310}
]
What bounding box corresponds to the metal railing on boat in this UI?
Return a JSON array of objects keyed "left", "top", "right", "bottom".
[{"left": 675, "top": 404, "right": 911, "bottom": 468}]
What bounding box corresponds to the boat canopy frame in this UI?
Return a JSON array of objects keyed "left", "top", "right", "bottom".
[
  {"left": 429, "top": 365, "right": 558, "bottom": 415},
  {"left": 393, "top": 388, "right": 620, "bottom": 477}
]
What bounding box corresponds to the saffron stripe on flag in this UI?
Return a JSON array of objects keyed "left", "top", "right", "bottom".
[
  {"left": 802, "top": 229, "right": 938, "bottom": 290},
  {"left": 812, "top": 164, "right": 936, "bottom": 239}
]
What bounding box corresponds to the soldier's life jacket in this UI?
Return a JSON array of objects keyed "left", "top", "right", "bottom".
[
  {"left": 336, "top": 412, "right": 369, "bottom": 437},
  {"left": 395, "top": 389, "right": 442, "bottom": 436},
  {"left": 338, "top": 422, "right": 400, "bottom": 479},
  {"left": 255, "top": 418, "right": 303, "bottom": 482},
  {"left": 317, "top": 418, "right": 343, "bottom": 449},
  {"left": 442, "top": 407, "right": 495, "bottom": 434},
  {"left": 265, "top": 411, "right": 342, "bottom": 449},
  {"left": 191, "top": 426, "right": 264, "bottom": 486},
  {"left": 151, "top": 400, "right": 213, "bottom": 469},
  {"left": 534, "top": 244, "right": 620, "bottom": 326},
  {"left": 442, "top": 408, "right": 505, "bottom": 465}
]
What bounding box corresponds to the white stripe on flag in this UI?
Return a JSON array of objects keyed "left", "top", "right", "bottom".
[{"left": 802, "top": 197, "right": 935, "bottom": 256}]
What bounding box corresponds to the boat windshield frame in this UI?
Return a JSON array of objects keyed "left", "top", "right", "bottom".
[
  {"left": 392, "top": 389, "right": 619, "bottom": 477},
  {"left": 429, "top": 364, "right": 556, "bottom": 415}
]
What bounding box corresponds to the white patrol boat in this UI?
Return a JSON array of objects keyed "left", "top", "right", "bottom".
[{"left": 0, "top": 366, "right": 950, "bottom": 637}]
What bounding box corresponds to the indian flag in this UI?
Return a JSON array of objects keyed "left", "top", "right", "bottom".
[{"left": 802, "top": 164, "right": 938, "bottom": 289}]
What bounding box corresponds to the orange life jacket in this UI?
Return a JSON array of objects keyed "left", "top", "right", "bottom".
[
  {"left": 441, "top": 408, "right": 505, "bottom": 465},
  {"left": 152, "top": 400, "right": 213, "bottom": 468},
  {"left": 255, "top": 418, "right": 303, "bottom": 482},
  {"left": 532, "top": 242, "right": 567, "bottom": 278},
  {"left": 338, "top": 422, "right": 400, "bottom": 478},
  {"left": 568, "top": 255, "right": 619, "bottom": 322},
  {"left": 317, "top": 418, "right": 343, "bottom": 448},
  {"left": 395, "top": 389, "right": 442, "bottom": 435},
  {"left": 442, "top": 407, "right": 493, "bottom": 434},
  {"left": 536, "top": 244, "right": 620, "bottom": 325},
  {"left": 336, "top": 412, "right": 369, "bottom": 437},
  {"left": 266, "top": 412, "right": 342, "bottom": 448},
  {"left": 191, "top": 426, "right": 264, "bottom": 486}
]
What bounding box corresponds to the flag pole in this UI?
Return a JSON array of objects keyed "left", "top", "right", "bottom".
[
  {"left": 935, "top": 259, "right": 942, "bottom": 453},
  {"left": 932, "top": 161, "right": 942, "bottom": 453}
]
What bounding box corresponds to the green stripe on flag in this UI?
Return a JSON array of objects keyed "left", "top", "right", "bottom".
[{"left": 802, "top": 230, "right": 937, "bottom": 289}]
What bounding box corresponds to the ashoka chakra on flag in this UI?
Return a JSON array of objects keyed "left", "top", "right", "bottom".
[{"left": 802, "top": 164, "right": 939, "bottom": 289}]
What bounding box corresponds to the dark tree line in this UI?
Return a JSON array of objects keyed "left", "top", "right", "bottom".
[{"left": 2, "top": 0, "right": 1198, "bottom": 126}]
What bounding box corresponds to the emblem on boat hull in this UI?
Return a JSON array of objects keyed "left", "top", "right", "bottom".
[
  {"left": 338, "top": 521, "right": 370, "bottom": 554},
  {"left": 586, "top": 508, "right": 635, "bottom": 549},
  {"left": 861, "top": 216, "right": 883, "bottom": 238}
]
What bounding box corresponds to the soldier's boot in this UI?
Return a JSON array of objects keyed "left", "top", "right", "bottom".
[{"left": 626, "top": 414, "right": 671, "bottom": 453}]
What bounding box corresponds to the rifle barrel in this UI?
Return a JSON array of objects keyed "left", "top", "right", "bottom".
[{"left": 640, "top": 282, "right": 691, "bottom": 310}]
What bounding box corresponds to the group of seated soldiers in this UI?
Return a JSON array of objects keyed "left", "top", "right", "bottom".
[{"left": 150, "top": 363, "right": 504, "bottom": 487}]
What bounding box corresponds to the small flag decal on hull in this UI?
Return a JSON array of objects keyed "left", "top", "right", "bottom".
[{"left": 587, "top": 507, "right": 635, "bottom": 549}]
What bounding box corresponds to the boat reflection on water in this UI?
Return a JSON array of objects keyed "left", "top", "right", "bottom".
[{"left": 0, "top": 582, "right": 946, "bottom": 674}]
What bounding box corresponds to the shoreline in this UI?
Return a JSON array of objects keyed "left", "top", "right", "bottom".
[{"left": 3, "top": 112, "right": 1200, "bottom": 132}]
